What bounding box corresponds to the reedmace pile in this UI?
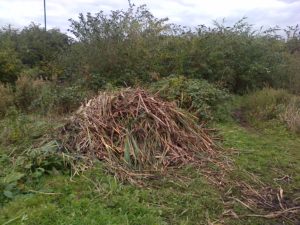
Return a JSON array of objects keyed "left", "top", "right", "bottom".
[{"left": 60, "top": 88, "right": 218, "bottom": 182}]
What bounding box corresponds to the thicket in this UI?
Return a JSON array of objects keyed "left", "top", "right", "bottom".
[
  {"left": 66, "top": 5, "right": 300, "bottom": 94},
  {"left": 149, "top": 76, "right": 231, "bottom": 121},
  {"left": 242, "top": 88, "right": 300, "bottom": 133},
  {"left": 0, "top": 3, "right": 299, "bottom": 117}
]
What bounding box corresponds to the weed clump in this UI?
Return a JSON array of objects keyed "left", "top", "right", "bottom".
[
  {"left": 280, "top": 97, "right": 300, "bottom": 133},
  {"left": 60, "top": 88, "right": 219, "bottom": 183},
  {"left": 0, "top": 84, "right": 14, "bottom": 117},
  {"left": 242, "top": 88, "right": 291, "bottom": 121},
  {"left": 241, "top": 88, "right": 300, "bottom": 133},
  {"left": 14, "top": 75, "right": 47, "bottom": 111}
]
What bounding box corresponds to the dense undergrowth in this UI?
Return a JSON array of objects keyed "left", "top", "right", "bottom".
[
  {"left": 0, "top": 4, "right": 300, "bottom": 116},
  {"left": 149, "top": 75, "right": 232, "bottom": 121},
  {"left": 241, "top": 88, "right": 300, "bottom": 133}
]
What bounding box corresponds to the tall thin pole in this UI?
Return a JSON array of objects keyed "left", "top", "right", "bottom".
[{"left": 43, "top": 0, "right": 47, "bottom": 30}]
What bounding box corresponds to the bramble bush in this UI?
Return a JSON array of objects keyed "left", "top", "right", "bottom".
[
  {"left": 150, "top": 76, "right": 232, "bottom": 121},
  {"left": 52, "top": 85, "right": 92, "bottom": 114}
]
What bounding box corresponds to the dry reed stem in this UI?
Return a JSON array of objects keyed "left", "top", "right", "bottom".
[{"left": 60, "top": 88, "right": 220, "bottom": 184}]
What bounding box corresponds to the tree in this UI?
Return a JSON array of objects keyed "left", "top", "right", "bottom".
[{"left": 0, "top": 26, "right": 22, "bottom": 84}]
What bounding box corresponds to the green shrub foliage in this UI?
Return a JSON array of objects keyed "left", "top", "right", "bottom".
[
  {"left": 67, "top": 7, "right": 300, "bottom": 94},
  {"left": 3, "top": 75, "right": 90, "bottom": 115},
  {"left": 150, "top": 76, "right": 231, "bottom": 120},
  {"left": 0, "top": 27, "right": 22, "bottom": 84},
  {"left": 0, "top": 4, "right": 300, "bottom": 116},
  {"left": 0, "top": 84, "right": 14, "bottom": 117}
]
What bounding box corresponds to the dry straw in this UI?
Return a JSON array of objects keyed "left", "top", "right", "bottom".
[{"left": 60, "top": 88, "right": 218, "bottom": 183}]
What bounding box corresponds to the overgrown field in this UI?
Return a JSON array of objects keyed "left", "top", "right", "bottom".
[{"left": 0, "top": 109, "right": 299, "bottom": 224}]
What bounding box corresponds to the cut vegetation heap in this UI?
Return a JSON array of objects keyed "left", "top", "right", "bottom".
[
  {"left": 60, "top": 88, "right": 219, "bottom": 183},
  {"left": 58, "top": 88, "right": 300, "bottom": 222}
]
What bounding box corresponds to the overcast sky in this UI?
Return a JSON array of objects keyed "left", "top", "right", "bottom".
[{"left": 0, "top": 0, "right": 299, "bottom": 33}]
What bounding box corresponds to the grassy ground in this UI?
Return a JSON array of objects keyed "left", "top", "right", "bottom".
[{"left": 0, "top": 112, "right": 299, "bottom": 225}]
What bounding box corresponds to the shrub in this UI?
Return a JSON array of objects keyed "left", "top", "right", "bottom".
[
  {"left": 29, "top": 82, "right": 57, "bottom": 114},
  {"left": 53, "top": 85, "right": 91, "bottom": 114},
  {"left": 0, "top": 84, "right": 14, "bottom": 117},
  {"left": 150, "top": 76, "right": 232, "bottom": 120},
  {"left": 0, "top": 44, "right": 22, "bottom": 84},
  {"left": 14, "top": 75, "right": 48, "bottom": 111},
  {"left": 283, "top": 53, "right": 300, "bottom": 94},
  {"left": 280, "top": 97, "right": 300, "bottom": 133},
  {"left": 13, "top": 74, "right": 92, "bottom": 115},
  {"left": 19, "top": 67, "right": 42, "bottom": 79},
  {"left": 241, "top": 88, "right": 291, "bottom": 121},
  {"left": 0, "top": 107, "right": 31, "bottom": 144},
  {"left": 241, "top": 88, "right": 300, "bottom": 134}
]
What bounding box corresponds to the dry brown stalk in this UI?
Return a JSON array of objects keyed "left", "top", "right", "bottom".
[{"left": 59, "top": 88, "right": 220, "bottom": 183}]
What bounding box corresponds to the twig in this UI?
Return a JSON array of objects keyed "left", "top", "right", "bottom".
[
  {"left": 28, "top": 190, "right": 62, "bottom": 195},
  {"left": 246, "top": 207, "right": 300, "bottom": 219},
  {"left": 228, "top": 196, "right": 255, "bottom": 212}
]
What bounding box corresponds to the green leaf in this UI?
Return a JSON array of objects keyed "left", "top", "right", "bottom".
[
  {"left": 131, "top": 136, "right": 140, "bottom": 166},
  {"left": 124, "top": 136, "right": 132, "bottom": 166},
  {"left": 3, "top": 172, "right": 25, "bottom": 183},
  {"left": 32, "top": 168, "right": 45, "bottom": 178},
  {"left": 3, "top": 190, "right": 14, "bottom": 199},
  {"left": 24, "top": 162, "right": 33, "bottom": 169}
]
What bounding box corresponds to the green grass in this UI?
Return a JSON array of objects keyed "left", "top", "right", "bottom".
[
  {"left": 216, "top": 121, "right": 300, "bottom": 225},
  {"left": 0, "top": 165, "right": 223, "bottom": 225},
  {"left": 217, "top": 121, "right": 300, "bottom": 191},
  {"left": 0, "top": 112, "right": 299, "bottom": 225}
]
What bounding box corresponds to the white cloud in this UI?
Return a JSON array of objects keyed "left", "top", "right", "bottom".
[{"left": 0, "top": 0, "right": 299, "bottom": 33}]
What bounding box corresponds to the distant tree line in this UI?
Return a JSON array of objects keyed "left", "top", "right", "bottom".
[{"left": 1, "top": 4, "right": 300, "bottom": 94}]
